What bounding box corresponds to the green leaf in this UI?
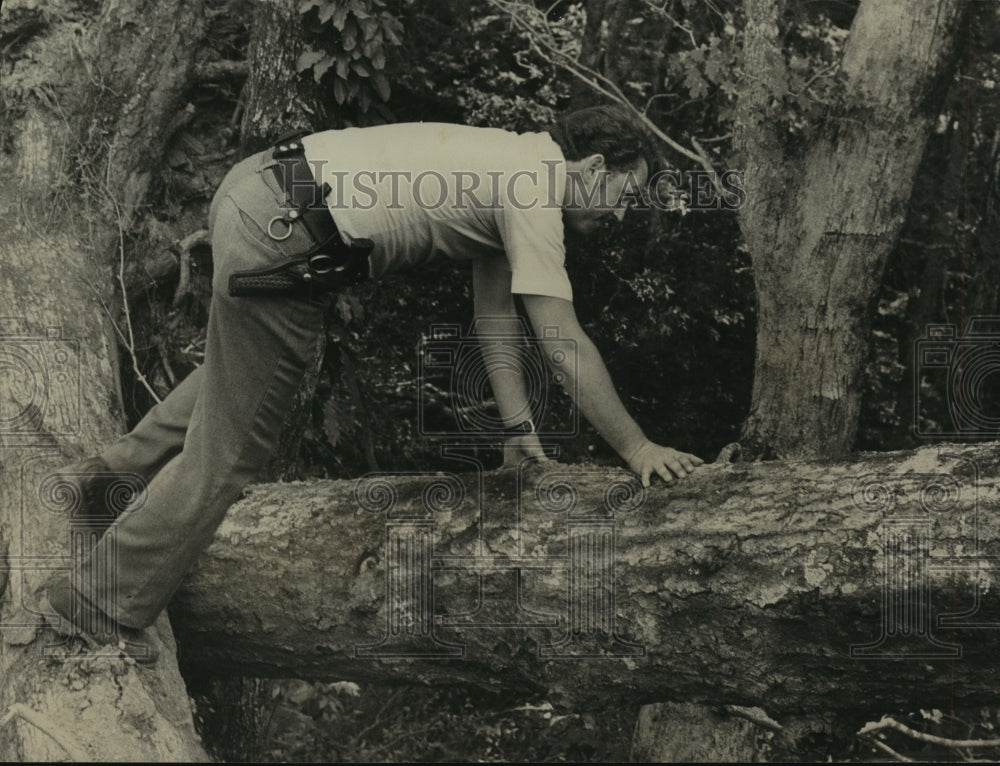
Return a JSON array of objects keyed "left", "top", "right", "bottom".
[
  {"left": 683, "top": 67, "right": 709, "bottom": 99},
  {"left": 358, "top": 17, "right": 378, "bottom": 40},
  {"left": 336, "top": 52, "right": 350, "bottom": 79},
  {"left": 299, "top": 0, "right": 320, "bottom": 14},
  {"left": 318, "top": 1, "right": 336, "bottom": 23},
  {"left": 333, "top": 77, "right": 347, "bottom": 104},
  {"left": 382, "top": 20, "right": 402, "bottom": 46},
  {"left": 352, "top": 59, "right": 373, "bottom": 77},
  {"left": 296, "top": 48, "right": 326, "bottom": 73},
  {"left": 313, "top": 54, "right": 335, "bottom": 82},
  {"left": 384, "top": 14, "right": 403, "bottom": 35},
  {"left": 331, "top": 4, "right": 349, "bottom": 30},
  {"left": 344, "top": 17, "right": 359, "bottom": 49},
  {"left": 358, "top": 88, "right": 372, "bottom": 113},
  {"left": 371, "top": 49, "right": 386, "bottom": 70},
  {"left": 372, "top": 72, "right": 390, "bottom": 101},
  {"left": 703, "top": 50, "right": 727, "bottom": 86}
]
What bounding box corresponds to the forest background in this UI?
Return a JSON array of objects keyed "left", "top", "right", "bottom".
[{"left": 2, "top": 0, "right": 999, "bottom": 761}]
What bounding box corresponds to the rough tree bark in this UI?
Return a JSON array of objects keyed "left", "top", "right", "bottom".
[
  {"left": 163, "top": 444, "right": 1000, "bottom": 731},
  {"left": 629, "top": 703, "right": 772, "bottom": 762},
  {"left": 735, "top": 0, "right": 968, "bottom": 460},
  {"left": 239, "top": 0, "right": 326, "bottom": 155},
  {"left": 0, "top": 0, "right": 209, "bottom": 759}
]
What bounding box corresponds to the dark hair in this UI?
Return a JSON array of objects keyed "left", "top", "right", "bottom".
[{"left": 546, "top": 106, "right": 652, "bottom": 172}]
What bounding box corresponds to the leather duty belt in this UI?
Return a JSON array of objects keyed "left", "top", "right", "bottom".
[{"left": 229, "top": 132, "right": 374, "bottom": 298}]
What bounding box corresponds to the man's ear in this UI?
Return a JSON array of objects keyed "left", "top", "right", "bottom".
[{"left": 583, "top": 153, "right": 606, "bottom": 179}]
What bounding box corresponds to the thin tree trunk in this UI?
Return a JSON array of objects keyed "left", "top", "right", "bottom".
[
  {"left": 570, "top": 0, "right": 630, "bottom": 108},
  {"left": 240, "top": 0, "right": 325, "bottom": 154}
]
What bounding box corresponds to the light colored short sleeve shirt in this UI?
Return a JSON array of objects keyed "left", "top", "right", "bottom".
[{"left": 301, "top": 123, "right": 573, "bottom": 301}]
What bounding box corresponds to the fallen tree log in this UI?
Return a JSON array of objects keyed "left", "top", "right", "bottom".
[{"left": 173, "top": 443, "right": 1000, "bottom": 720}]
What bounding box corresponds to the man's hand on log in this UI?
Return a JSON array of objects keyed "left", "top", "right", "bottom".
[{"left": 626, "top": 440, "right": 704, "bottom": 487}]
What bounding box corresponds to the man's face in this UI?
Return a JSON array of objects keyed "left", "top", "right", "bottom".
[{"left": 563, "top": 156, "right": 648, "bottom": 236}]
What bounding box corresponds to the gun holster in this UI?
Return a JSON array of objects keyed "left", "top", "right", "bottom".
[
  {"left": 229, "top": 241, "right": 374, "bottom": 298},
  {"left": 228, "top": 133, "right": 373, "bottom": 299}
]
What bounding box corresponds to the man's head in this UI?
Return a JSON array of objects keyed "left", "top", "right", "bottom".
[{"left": 547, "top": 106, "right": 652, "bottom": 235}]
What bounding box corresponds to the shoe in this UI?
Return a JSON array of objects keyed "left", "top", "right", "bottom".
[
  {"left": 54, "top": 456, "right": 141, "bottom": 527},
  {"left": 44, "top": 576, "right": 160, "bottom": 665}
]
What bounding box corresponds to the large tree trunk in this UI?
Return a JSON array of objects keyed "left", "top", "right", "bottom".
[
  {"left": 167, "top": 443, "right": 1000, "bottom": 728},
  {"left": 0, "top": 0, "right": 208, "bottom": 759},
  {"left": 735, "top": 0, "right": 968, "bottom": 460}
]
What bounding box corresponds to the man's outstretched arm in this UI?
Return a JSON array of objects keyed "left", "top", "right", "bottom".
[
  {"left": 472, "top": 258, "right": 549, "bottom": 465},
  {"left": 520, "top": 293, "right": 703, "bottom": 486}
]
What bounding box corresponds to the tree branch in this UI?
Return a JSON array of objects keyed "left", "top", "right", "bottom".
[
  {"left": 195, "top": 60, "right": 250, "bottom": 82},
  {"left": 858, "top": 716, "right": 1000, "bottom": 750},
  {"left": 485, "top": 0, "right": 722, "bottom": 189},
  {"left": 172, "top": 228, "right": 210, "bottom": 308}
]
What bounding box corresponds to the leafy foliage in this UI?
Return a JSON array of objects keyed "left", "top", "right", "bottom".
[
  {"left": 391, "top": 0, "right": 572, "bottom": 129},
  {"left": 297, "top": 0, "right": 406, "bottom": 119}
]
